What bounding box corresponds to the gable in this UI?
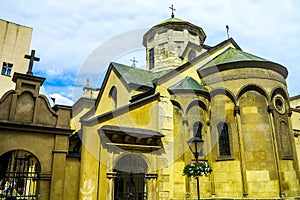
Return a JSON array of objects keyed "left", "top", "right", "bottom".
[
  {"left": 0, "top": 89, "right": 58, "bottom": 126},
  {"left": 95, "top": 62, "right": 172, "bottom": 115},
  {"left": 95, "top": 65, "right": 132, "bottom": 116},
  {"left": 168, "top": 76, "right": 209, "bottom": 95},
  {"left": 180, "top": 42, "right": 205, "bottom": 63}
]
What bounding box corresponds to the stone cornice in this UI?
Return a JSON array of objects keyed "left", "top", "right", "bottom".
[
  {"left": 82, "top": 92, "right": 160, "bottom": 126},
  {"left": 0, "top": 121, "right": 73, "bottom": 135}
]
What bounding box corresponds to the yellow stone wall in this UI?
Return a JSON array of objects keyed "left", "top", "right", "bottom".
[
  {"left": 64, "top": 157, "right": 80, "bottom": 200},
  {"left": 95, "top": 68, "right": 141, "bottom": 116}
]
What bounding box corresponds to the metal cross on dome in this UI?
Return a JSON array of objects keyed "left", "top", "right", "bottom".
[
  {"left": 24, "top": 49, "right": 40, "bottom": 75},
  {"left": 130, "top": 57, "right": 138, "bottom": 67},
  {"left": 169, "top": 4, "right": 176, "bottom": 18}
]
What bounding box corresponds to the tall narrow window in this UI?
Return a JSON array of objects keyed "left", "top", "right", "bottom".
[
  {"left": 109, "top": 86, "right": 117, "bottom": 109},
  {"left": 193, "top": 122, "right": 202, "bottom": 138},
  {"left": 1, "top": 62, "right": 13, "bottom": 76},
  {"left": 279, "top": 121, "right": 293, "bottom": 158},
  {"left": 217, "top": 122, "right": 231, "bottom": 156},
  {"left": 149, "top": 48, "right": 154, "bottom": 69}
]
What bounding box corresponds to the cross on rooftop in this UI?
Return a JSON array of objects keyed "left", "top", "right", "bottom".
[
  {"left": 24, "top": 50, "right": 40, "bottom": 75},
  {"left": 130, "top": 57, "right": 138, "bottom": 67},
  {"left": 169, "top": 4, "right": 176, "bottom": 18}
]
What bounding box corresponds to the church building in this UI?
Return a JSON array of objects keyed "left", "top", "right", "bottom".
[
  {"left": 74, "top": 12, "right": 300, "bottom": 200},
  {"left": 0, "top": 10, "right": 300, "bottom": 200}
]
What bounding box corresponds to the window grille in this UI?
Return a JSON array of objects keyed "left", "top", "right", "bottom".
[
  {"left": 217, "top": 123, "right": 231, "bottom": 156},
  {"left": 0, "top": 150, "right": 40, "bottom": 199}
]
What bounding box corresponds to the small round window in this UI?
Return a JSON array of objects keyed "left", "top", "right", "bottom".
[{"left": 273, "top": 95, "right": 286, "bottom": 114}]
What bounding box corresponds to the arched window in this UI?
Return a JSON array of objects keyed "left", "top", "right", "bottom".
[
  {"left": 0, "top": 150, "right": 40, "bottom": 199},
  {"left": 109, "top": 86, "right": 117, "bottom": 109},
  {"left": 188, "top": 50, "right": 196, "bottom": 61},
  {"left": 217, "top": 122, "right": 231, "bottom": 156},
  {"left": 193, "top": 122, "right": 203, "bottom": 138},
  {"left": 279, "top": 121, "right": 293, "bottom": 158},
  {"left": 149, "top": 48, "right": 154, "bottom": 69}
]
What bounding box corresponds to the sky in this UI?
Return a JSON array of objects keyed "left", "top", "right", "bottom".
[{"left": 1, "top": 0, "right": 300, "bottom": 105}]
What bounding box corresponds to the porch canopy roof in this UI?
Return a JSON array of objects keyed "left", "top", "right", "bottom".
[{"left": 98, "top": 125, "right": 164, "bottom": 152}]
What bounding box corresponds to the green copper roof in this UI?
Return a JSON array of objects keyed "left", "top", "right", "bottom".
[
  {"left": 168, "top": 76, "right": 208, "bottom": 93},
  {"left": 201, "top": 47, "right": 269, "bottom": 70},
  {"left": 111, "top": 62, "right": 171, "bottom": 88},
  {"left": 155, "top": 17, "right": 186, "bottom": 26}
]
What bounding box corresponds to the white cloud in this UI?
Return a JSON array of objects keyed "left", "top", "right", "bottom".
[
  {"left": 45, "top": 68, "right": 63, "bottom": 77},
  {"left": 50, "top": 93, "right": 73, "bottom": 106}
]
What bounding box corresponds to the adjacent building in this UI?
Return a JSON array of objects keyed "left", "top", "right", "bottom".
[{"left": 0, "top": 19, "right": 32, "bottom": 96}]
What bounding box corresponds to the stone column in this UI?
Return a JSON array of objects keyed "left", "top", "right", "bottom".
[
  {"left": 182, "top": 117, "right": 190, "bottom": 196},
  {"left": 267, "top": 105, "right": 284, "bottom": 197},
  {"left": 106, "top": 172, "right": 116, "bottom": 200},
  {"left": 206, "top": 120, "right": 216, "bottom": 196},
  {"left": 234, "top": 106, "right": 248, "bottom": 197},
  {"left": 78, "top": 125, "right": 100, "bottom": 200},
  {"left": 146, "top": 174, "right": 158, "bottom": 200}
]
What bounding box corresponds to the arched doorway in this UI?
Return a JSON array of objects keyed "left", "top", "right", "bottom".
[
  {"left": 0, "top": 150, "right": 40, "bottom": 199},
  {"left": 114, "top": 154, "right": 148, "bottom": 200}
]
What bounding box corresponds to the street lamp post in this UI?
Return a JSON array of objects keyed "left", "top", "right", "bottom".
[{"left": 187, "top": 136, "right": 204, "bottom": 200}]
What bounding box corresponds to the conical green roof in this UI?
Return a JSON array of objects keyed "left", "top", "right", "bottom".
[
  {"left": 201, "top": 47, "right": 269, "bottom": 69},
  {"left": 168, "top": 76, "right": 208, "bottom": 93}
]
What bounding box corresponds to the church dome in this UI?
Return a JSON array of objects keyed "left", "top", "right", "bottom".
[
  {"left": 143, "top": 17, "right": 206, "bottom": 46},
  {"left": 143, "top": 17, "right": 206, "bottom": 71}
]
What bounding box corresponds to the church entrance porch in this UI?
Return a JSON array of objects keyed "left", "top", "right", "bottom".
[
  {"left": 113, "top": 154, "right": 148, "bottom": 200},
  {"left": 114, "top": 172, "right": 146, "bottom": 200}
]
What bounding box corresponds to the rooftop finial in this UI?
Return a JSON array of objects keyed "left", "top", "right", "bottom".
[
  {"left": 86, "top": 78, "right": 90, "bottom": 87},
  {"left": 226, "top": 25, "right": 230, "bottom": 39},
  {"left": 130, "top": 57, "right": 138, "bottom": 67},
  {"left": 24, "top": 49, "right": 40, "bottom": 75},
  {"left": 169, "top": 4, "right": 176, "bottom": 18}
]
